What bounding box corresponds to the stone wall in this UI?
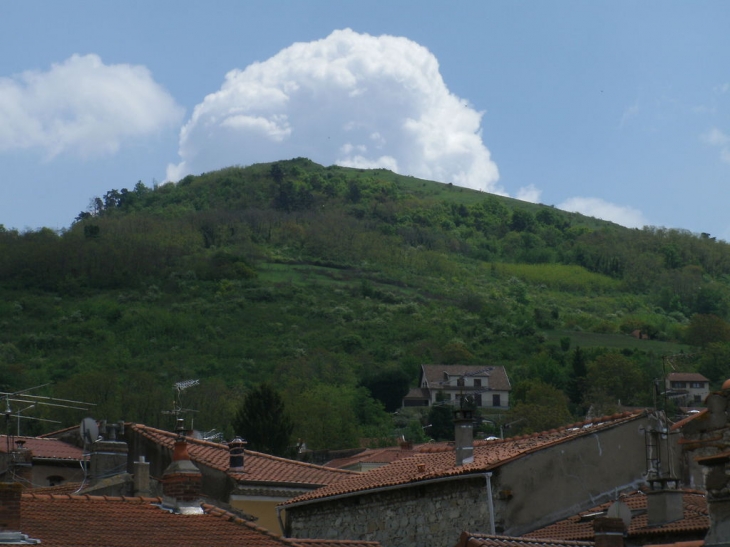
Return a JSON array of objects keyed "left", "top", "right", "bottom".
[{"left": 287, "top": 477, "right": 491, "bottom": 547}]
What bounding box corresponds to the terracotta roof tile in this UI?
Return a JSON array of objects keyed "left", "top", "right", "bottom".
[
  {"left": 16, "top": 494, "right": 382, "bottom": 547},
  {"left": 130, "top": 424, "right": 355, "bottom": 486},
  {"left": 284, "top": 411, "right": 646, "bottom": 506},
  {"left": 456, "top": 532, "right": 594, "bottom": 547},
  {"left": 284, "top": 540, "right": 381, "bottom": 547},
  {"left": 325, "top": 446, "right": 419, "bottom": 469},
  {"left": 28, "top": 482, "right": 84, "bottom": 495},
  {"left": 0, "top": 436, "right": 83, "bottom": 461},
  {"left": 19, "top": 494, "right": 286, "bottom": 547},
  {"left": 670, "top": 409, "right": 708, "bottom": 431},
  {"left": 524, "top": 490, "right": 708, "bottom": 541}
]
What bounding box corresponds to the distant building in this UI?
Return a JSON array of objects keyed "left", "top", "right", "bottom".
[
  {"left": 402, "top": 364, "right": 511, "bottom": 409},
  {"left": 666, "top": 372, "right": 710, "bottom": 406}
]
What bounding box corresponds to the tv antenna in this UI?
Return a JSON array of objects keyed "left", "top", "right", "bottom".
[
  {"left": 162, "top": 379, "right": 199, "bottom": 426},
  {"left": 1, "top": 384, "right": 95, "bottom": 437}
]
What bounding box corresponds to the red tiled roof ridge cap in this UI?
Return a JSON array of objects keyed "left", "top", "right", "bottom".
[
  {"left": 287, "top": 541, "right": 381, "bottom": 545},
  {"left": 462, "top": 532, "right": 594, "bottom": 546},
  {"left": 22, "top": 492, "right": 163, "bottom": 503},
  {"left": 132, "top": 423, "right": 229, "bottom": 450},
  {"left": 132, "top": 422, "right": 356, "bottom": 474}
]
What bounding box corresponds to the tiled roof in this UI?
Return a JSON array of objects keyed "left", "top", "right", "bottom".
[
  {"left": 455, "top": 532, "right": 594, "bottom": 547},
  {"left": 285, "top": 540, "right": 381, "bottom": 547},
  {"left": 17, "top": 493, "right": 382, "bottom": 547},
  {"left": 422, "top": 365, "right": 511, "bottom": 391},
  {"left": 130, "top": 424, "right": 355, "bottom": 486},
  {"left": 19, "top": 494, "right": 285, "bottom": 547},
  {"left": 0, "top": 436, "right": 83, "bottom": 461},
  {"left": 325, "top": 446, "right": 418, "bottom": 469},
  {"left": 284, "top": 411, "right": 645, "bottom": 506},
  {"left": 670, "top": 409, "right": 708, "bottom": 431},
  {"left": 524, "top": 490, "right": 708, "bottom": 541},
  {"left": 667, "top": 373, "right": 709, "bottom": 383},
  {"left": 28, "top": 483, "right": 84, "bottom": 495},
  {"left": 402, "top": 387, "right": 429, "bottom": 400}
]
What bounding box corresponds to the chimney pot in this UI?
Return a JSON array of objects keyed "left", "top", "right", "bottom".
[
  {"left": 228, "top": 437, "right": 247, "bottom": 470},
  {"left": 134, "top": 456, "right": 151, "bottom": 497}
]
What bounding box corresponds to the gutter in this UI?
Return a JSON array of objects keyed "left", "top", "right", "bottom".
[
  {"left": 280, "top": 473, "right": 490, "bottom": 537},
  {"left": 484, "top": 473, "right": 496, "bottom": 535}
]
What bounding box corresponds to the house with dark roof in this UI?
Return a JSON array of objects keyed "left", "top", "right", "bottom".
[
  {"left": 666, "top": 373, "right": 710, "bottom": 407},
  {"left": 282, "top": 410, "right": 662, "bottom": 547},
  {"left": 402, "top": 364, "right": 511, "bottom": 409}
]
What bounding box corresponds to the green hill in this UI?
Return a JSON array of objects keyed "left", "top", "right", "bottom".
[{"left": 1, "top": 158, "right": 727, "bottom": 445}]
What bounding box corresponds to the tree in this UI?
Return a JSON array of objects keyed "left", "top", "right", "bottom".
[
  {"left": 566, "top": 346, "right": 587, "bottom": 407},
  {"left": 427, "top": 392, "right": 454, "bottom": 441},
  {"left": 507, "top": 380, "right": 572, "bottom": 434},
  {"left": 360, "top": 368, "right": 411, "bottom": 413},
  {"left": 584, "top": 353, "right": 647, "bottom": 412},
  {"left": 232, "top": 383, "right": 294, "bottom": 457},
  {"left": 684, "top": 314, "right": 730, "bottom": 347},
  {"left": 288, "top": 384, "right": 361, "bottom": 450}
]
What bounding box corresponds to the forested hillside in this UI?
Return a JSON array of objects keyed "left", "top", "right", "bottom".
[{"left": 2, "top": 158, "right": 730, "bottom": 447}]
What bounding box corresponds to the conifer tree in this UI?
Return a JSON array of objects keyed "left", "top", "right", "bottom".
[{"left": 233, "top": 383, "right": 294, "bottom": 457}]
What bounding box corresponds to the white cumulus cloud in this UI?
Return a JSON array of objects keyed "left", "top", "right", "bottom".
[
  {"left": 0, "top": 54, "right": 183, "bottom": 158},
  {"left": 516, "top": 184, "right": 541, "bottom": 203},
  {"left": 166, "top": 29, "right": 501, "bottom": 193},
  {"left": 558, "top": 197, "right": 648, "bottom": 228},
  {"left": 702, "top": 127, "right": 730, "bottom": 164}
]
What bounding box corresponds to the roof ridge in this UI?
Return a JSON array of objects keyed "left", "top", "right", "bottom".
[
  {"left": 22, "top": 492, "right": 163, "bottom": 503},
  {"left": 200, "top": 502, "right": 285, "bottom": 539},
  {"left": 132, "top": 422, "right": 356, "bottom": 474}
]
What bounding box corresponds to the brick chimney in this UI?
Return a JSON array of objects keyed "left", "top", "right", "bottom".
[
  {"left": 592, "top": 517, "right": 625, "bottom": 547},
  {"left": 0, "top": 483, "right": 22, "bottom": 532},
  {"left": 162, "top": 431, "right": 203, "bottom": 514},
  {"left": 453, "top": 408, "right": 474, "bottom": 466},
  {"left": 228, "top": 437, "right": 246, "bottom": 471}
]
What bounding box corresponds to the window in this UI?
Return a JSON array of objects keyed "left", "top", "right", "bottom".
[
  {"left": 47, "top": 475, "right": 65, "bottom": 487},
  {"left": 474, "top": 379, "right": 482, "bottom": 387},
  {"left": 457, "top": 377, "right": 465, "bottom": 387},
  {"left": 671, "top": 381, "right": 686, "bottom": 389},
  {"left": 474, "top": 394, "right": 482, "bottom": 407},
  {"left": 492, "top": 394, "right": 501, "bottom": 407},
  {"left": 694, "top": 395, "right": 702, "bottom": 403},
  {"left": 690, "top": 382, "right": 705, "bottom": 389}
]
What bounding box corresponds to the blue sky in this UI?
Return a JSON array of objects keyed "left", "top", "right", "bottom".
[{"left": 2, "top": 1, "right": 729, "bottom": 239}]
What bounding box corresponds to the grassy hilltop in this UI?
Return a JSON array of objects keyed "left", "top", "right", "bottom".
[{"left": 1, "top": 158, "right": 729, "bottom": 446}]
